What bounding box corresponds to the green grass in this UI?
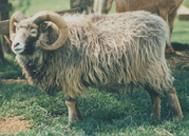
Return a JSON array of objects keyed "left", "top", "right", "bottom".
[
  {"left": 172, "top": 19, "right": 189, "bottom": 43},
  {"left": 184, "top": 0, "right": 189, "bottom": 7},
  {"left": 0, "top": 1, "right": 189, "bottom": 135},
  {"left": 11, "top": 0, "right": 70, "bottom": 15},
  {"left": 0, "top": 69, "right": 189, "bottom": 136}
]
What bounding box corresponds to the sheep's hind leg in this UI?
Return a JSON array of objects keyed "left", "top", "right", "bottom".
[
  {"left": 166, "top": 87, "right": 183, "bottom": 120},
  {"left": 65, "top": 97, "right": 81, "bottom": 125}
]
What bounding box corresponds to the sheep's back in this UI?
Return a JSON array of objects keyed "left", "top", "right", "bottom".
[{"left": 73, "top": 11, "right": 172, "bottom": 92}]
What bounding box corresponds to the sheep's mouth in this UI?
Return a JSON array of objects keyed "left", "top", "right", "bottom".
[
  {"left": 14, "top": 48, "right": 25, "bottom": 54},
  {"left": 12, "top": 45, "right": 25, "bottom": 55}
]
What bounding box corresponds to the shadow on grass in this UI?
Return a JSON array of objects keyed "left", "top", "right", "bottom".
[{"left": 0, "top": 58, "right": 22, "bottom": 79}]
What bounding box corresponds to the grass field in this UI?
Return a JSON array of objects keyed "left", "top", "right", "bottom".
[
  {"left": 184, "top": 0, "right": 189, "bottom": 7},
  {"left": 0, "top": 0, "right": 189, "bottom": 135}
]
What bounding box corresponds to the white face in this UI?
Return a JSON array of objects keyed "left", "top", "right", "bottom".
[
  {"left": 12, "top": 38, "right": 25, "bottom": 54},
  {"left": 11, "top": 19, "right": 39, "bottom": 55}
]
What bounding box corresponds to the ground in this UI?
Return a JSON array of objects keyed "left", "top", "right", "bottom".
[
  {"left": 0, "top": 0, "right": 189, "bottom": 136},
  {"left": 0, "top": 116, "right": 31, "bottom": 135}
]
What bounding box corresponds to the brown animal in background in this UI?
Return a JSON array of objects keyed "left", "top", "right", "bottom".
[
  {"left": 93, "top": 0, "right": 184, "bottom": 53},
  {"left": 70, "top": 0, "right": 94, "bottom": 13}
]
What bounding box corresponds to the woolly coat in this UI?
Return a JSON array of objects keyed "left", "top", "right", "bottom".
[{"left": 16, "top": 11, "right": 173, "bottom": 98}]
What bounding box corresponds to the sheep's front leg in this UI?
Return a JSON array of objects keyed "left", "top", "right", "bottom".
[
  {"left": 151, "top": 94, "right": 161, "bottom": 120},
  {"left": 65, "top": 97, "right": 81, "bottom": 125},
  {"left": 147, "top": 89, "right": 161, "bottom": 120}
]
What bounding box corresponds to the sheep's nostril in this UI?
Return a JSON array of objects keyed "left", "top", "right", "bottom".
[{"left": 13, "top": 43, "right": 20, "bottom": 48}]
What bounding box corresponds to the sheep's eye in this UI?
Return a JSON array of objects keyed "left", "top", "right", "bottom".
[{"left": 30, "top": 29, "right": 38, "bottom": 37}]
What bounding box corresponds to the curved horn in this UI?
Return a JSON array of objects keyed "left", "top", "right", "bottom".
[
  {"left": 9, "top": 11, "right": 25, "bottom": 41},
  {"left": 32, "top": 11, "right": 68, "bottom": 50}
]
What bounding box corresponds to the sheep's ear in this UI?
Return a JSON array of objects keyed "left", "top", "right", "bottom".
[
  {"left": 13, "top": 22, "right": 18, "bottom": 32},
  {"left": 39, "top": 22, "right": 58, "bottom": 44},
  {"left": 39, "top": 22, "right": 49, "bottom": 32},
  {"left": 39, "top": 22, "right": 56, "bottom": 34},
  {"left": 9, "top": 11, "right": 26, "bottom": 41},
  {"left": 13, "top": 22, "right": 17, "bottom": 27}
]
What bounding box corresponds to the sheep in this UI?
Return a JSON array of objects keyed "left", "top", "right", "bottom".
[
  {"left": 10, "top": 11, "right": 183, "bottom": 125},
  {"left": 93, "top": 0, "right": 184, "bottom": 53}
]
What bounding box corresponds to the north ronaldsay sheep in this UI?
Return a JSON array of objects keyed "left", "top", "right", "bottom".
[
  {"left": 93, "top": 0, "right": 184, "bottom": 53},
  {"left": 10, "top": 11, "right": 183, "bottom": 124}
]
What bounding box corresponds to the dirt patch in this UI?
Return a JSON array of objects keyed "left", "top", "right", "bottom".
[
  {"left": 0, "top": 116, "right": 31, "bottom": 135},
  {"left": 0, "top": 79, "right": 27, "bottom": 85}
]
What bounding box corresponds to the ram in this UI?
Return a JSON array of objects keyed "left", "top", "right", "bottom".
[
  {"left": 10, "top": 11, "right": 183, "bottom": 125},
  {"left": 93, "top": 0, "right": 184, "bottom": 53}
]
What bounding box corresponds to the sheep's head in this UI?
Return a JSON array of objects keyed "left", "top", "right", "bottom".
[{"left": 10, "top": 11, "right": 68, "bottom": 55}]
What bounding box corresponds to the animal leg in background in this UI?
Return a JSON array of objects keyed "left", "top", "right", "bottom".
[
  {"left": 159, "top": 9, "right": 174, "bottom": 53},
  {"left": 168, "top": 10, "right": 177, "bottom": 36},
  {"left": 166, "top": 11, "right": 178, "bottom": 53}
]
